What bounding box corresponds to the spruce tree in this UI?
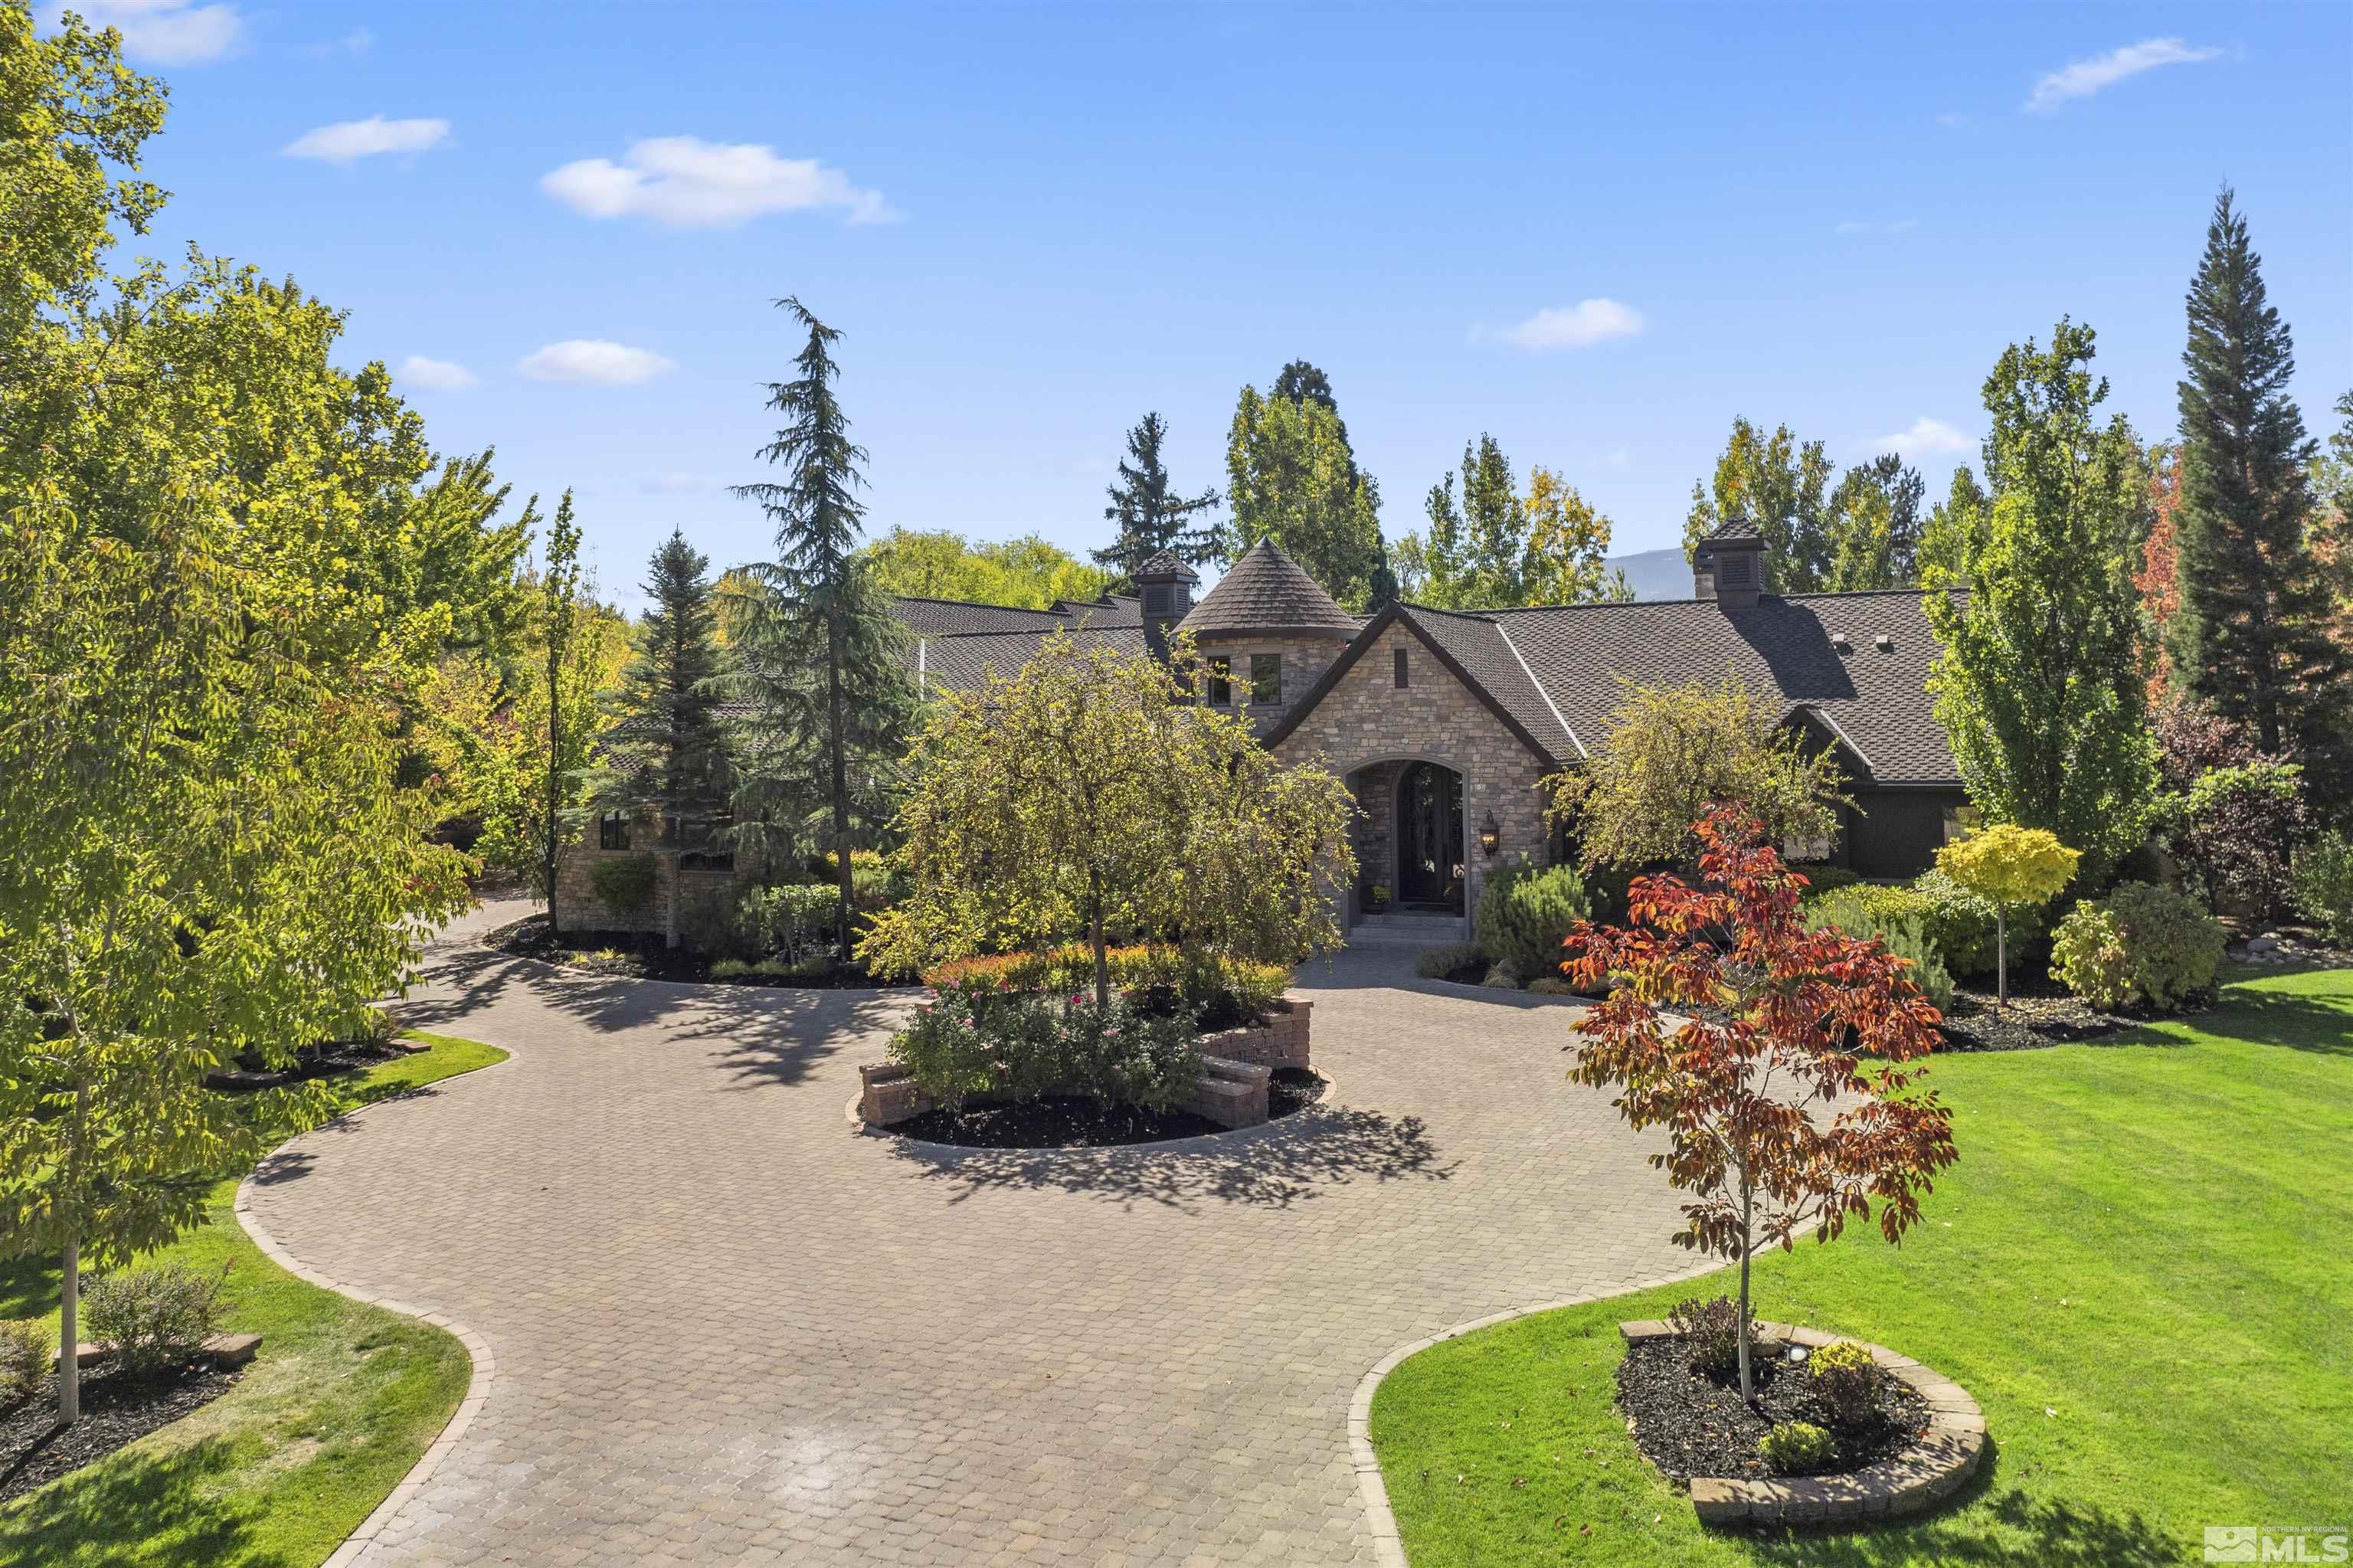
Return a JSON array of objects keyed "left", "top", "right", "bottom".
[
  {"left": 1094, "top": 411, "right": 1222, "bottom": 580},
  {"left": 579, "top": 531, "right": 728, "bottom": 948},
  {"left": 731, "top": 297, "right": 879, "bottom": 956},
  {"left": 2171, "top": 188, "right": 2348, "bottom": 773}
]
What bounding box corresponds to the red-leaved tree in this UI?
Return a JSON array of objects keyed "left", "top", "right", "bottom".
[{"left": 1561, "top": 808, "right": 1959, "bottom": 1399}]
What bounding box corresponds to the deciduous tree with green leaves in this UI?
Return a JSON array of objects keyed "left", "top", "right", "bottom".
[
  {"left": 1822, "top": 453, "right": 1927, "bottom": 591},
  {"left": 860, "top": 634, "right": 1357, "bottom": 1009},
  {"left": 861, "top": 526, "right": 1114, "bottom": 609},
  {"left": 1933, "top": 825, "right": 2080, "bottom": 1008},
  {"left": 1225, "top": 381, "right": 1386, "bottom": 610},
  {"left": 1924, "top": 319, "right": 2161, "bottom": 879},
  {"left": 1684, "top": 418, "right": 1835, "bottom": 592},
  {"left": 0, "top": 8, "right": 472, "bottom": 1422},
  {"left": 1546, "top": 677, "right": 1851, "bottom": 872}
]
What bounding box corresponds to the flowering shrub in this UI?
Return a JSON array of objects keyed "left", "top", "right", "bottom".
[
  {"left": 1808, "top": 1340, "right": 1884, "bottom": 1431},
  {"left": 2290, "top": 830, "right": 2353, "bottom": 945},
  {"left": 2051, "top": 882, "right": 2225, "bottom": 1010},
  {"left": 887, "top": 987, "right": 1202, "bottom": 1111}
]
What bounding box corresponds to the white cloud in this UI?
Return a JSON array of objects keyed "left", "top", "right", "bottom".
[
  {"left": 2027, "top": 38, "right": 2222, "bottom": 113},
  {"left": 518, "top": 340, "right": 676, "bottom": 386},
  {"left": 1499, "top": 299, "right": 1645, "bottom": 352},
  {"left": 283, "top": 116, "right": 452, "bottom": 164},
  {"left": 1834, "top": 218, "right": 1920, "bottom": 235},
  {"left": 640, "top": 471, "right": 712, "bottom": 494},
  {"left": 541, "top": 136, "right": 900, "bottom": 228},
  {"left": 307, "top": 25, "right": 375, "bottom": 56},
  {"left": 73, "top": 0, "right": 244, "bottom": 64},
  {"left": 398, "top": 355, "right": 476, "bottom": 391},
  {"left": 1871, "top": 417, "right": 1977, "bottom": 460}
]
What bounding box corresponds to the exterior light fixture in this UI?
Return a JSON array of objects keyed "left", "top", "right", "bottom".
[{"left": 1478, "top": 811, "right": 1500, "bottom": 857}]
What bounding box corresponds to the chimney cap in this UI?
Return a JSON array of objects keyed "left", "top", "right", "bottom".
[{"left": 1134, "top": 549, "right": 1198, "bottom": 582}]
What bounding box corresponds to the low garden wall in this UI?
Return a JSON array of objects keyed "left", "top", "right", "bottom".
[
  {"left": 1199, "top": 999, "right": 1311, "bottom": 1071},
  {"left": 1617, "top": 1319, "right": 1985, "bottom": 1526}
]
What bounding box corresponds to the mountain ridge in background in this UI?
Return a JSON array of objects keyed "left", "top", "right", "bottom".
[{"left": 1604, "top": 547, "right": 1691, "bottom": 602}]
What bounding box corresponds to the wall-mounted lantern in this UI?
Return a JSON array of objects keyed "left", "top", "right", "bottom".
[{"left": 1478, "top": 810, "right": 1500, "bottom": 857}]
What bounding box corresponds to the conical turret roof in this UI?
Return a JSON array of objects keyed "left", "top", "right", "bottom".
[{"left": 1176, "top": 538, "right": 1360, "bottom": 640}]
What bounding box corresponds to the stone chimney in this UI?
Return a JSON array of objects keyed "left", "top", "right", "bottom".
[
  {"left": 1693, "top": 516, "right": 1766, "bottom": 609},
  {"left": 1134, "top": 550, "right": 1199, "bottom": 660}
]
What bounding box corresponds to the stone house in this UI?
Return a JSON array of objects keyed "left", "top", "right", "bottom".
[{"left": 557, "top": 527, "right": 1970, "bottom": 941}]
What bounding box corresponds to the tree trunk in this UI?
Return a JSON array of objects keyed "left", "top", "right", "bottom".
[
  {"left": 826, "top": 603, "right": 853, "bottom": 961},
  {"left": 1995, "top": 905, "right": 2008, "bottom": 1011},
  {"left": 58, "top": 1235, "right": 78, "bottom": 1426},
  {"left": 1736, "top": 1177, "right": 1755, "bottom": 1403},
  {"left": 664, "top": 849, "right": 680, "bottom": 950},
  {"left": 1091, "top": 908, "right": 1111, "bottom": 1016}
]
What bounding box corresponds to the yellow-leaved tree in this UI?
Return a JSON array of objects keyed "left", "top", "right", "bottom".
[{"left": 1934, "top": 825, "right": 2080, "bottom": 1008}]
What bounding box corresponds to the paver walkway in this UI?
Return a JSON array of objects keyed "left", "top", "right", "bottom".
[{"left": 244, "top": 903, "right": 1700, "bottom": 1566}]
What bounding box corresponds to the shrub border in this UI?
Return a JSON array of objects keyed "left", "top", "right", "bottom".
[{"left": 1615, "top": 1318, "right": 1986, "bottom": 1527}]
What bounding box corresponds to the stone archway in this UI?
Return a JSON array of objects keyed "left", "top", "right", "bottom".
[
  {"left": 1393, "top": 761, "right": 1464, "bottom": 912},
  {"left": 1341, "top": 755, "right": 1471, "bottom": 928}
]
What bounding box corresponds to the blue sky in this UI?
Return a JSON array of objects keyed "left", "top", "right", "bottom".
[{"left": 71, "top": 1, "right": 2353, "bottom": 603}]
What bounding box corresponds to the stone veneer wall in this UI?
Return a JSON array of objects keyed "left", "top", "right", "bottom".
[
  {"left": 551, "top": 810, "right": 751, "bottom": 937},
  {"left": 1270, "top": 621, "right": 1555, "bottom": 931},
  {"left": 1194, "top": 633, "right": 1350, "bottom": 740},
  {"left": 1349, "top": 761, "right": 1404, "bottom": 902}
]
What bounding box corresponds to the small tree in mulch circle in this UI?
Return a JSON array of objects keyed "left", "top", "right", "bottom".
[
  {"left": 1934, "top": 823, "right": 2080, "bottom": 1009},
  {"left": 1562, "top": 807, "right": 1959, "bottom": 1402}
]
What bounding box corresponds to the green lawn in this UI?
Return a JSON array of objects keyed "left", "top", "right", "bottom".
[
  {"left": 1367, "top": 964, "right": 2351, "bottom": 1568},
  {"left": 0, "top": 1030, "right": 507, "bottom": 1568}
]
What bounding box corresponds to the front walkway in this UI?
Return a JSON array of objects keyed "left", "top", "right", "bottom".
[{"left": 243, "top": 907, "right": 1697, "bottom": 1566}]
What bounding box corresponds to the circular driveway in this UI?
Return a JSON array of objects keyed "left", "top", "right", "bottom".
[{"left": 244, "top": 905, "right": 1697, "bottom": 1566}]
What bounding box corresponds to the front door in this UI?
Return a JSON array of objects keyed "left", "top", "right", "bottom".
[{"left": 1395, "top": 762, "right": 1464, "bottom": 911}]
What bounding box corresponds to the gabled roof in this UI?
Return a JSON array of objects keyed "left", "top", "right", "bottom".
[
  {"left": 1176, "top": 538, "right": 1360, "bottom": 640},
  {"left": 912, "top": 624, "right": 1150, "bottom": 691},
  {"left": 889, "top": 592, "right": 1141, "bottom": 635},
  {"left": 1268, "top": 591, "right": 1963, "bottom": 787}
]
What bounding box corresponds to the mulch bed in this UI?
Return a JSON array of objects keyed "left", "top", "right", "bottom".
[
  {"left": 1616, "top": 1334, "right": 1926, "bottom": 1483},
  {"left": 0, "top": 1362, "right": 239, "bottom": 1507},
  {"left": 895, "top": 1067, "right": 1330, "bottom": 1149},
  {"left": 484, "top": 915, "right": 882, "bottom": 988},
  {"left": 206, "top": 1036, "right": 421, "bottom": 1092}
]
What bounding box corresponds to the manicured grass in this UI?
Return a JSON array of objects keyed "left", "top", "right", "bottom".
[
  {"left": 1367, "top": 965, "right": 2351, "bottom": 1568},
  {"left": 0, "top": 1030, "right": 507, "bottom": 1568}
]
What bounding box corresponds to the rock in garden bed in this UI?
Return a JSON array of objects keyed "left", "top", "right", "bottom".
[
  {"left": 0, "top": 1361, "right": 239, "bottom": 1507},
  {"left": 892, "top": 1067, "right": 1328, "bottom": 1150},
  {"left": 1615, "top": 1331, "right": 1926, "bottom": 1482}
]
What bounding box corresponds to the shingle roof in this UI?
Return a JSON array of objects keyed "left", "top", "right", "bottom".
[
  {"left": 1176, "top": 539, "right": 1360, "bottom": 640},
  {"left": 1268, "top": 591, "right": 1963, "bottom": 786},
  {"left": 1706, "top": 514, "right": 1765, "bottom": 544},
  {"left": 911, "top": 625, "right": 1150, "bottom": 692},
  {"left": 1135, "top": 550, "right": 1196, "bottom": 580},
  {"left": 889, "top": 593, "right": 1142, "bottom": 634}
]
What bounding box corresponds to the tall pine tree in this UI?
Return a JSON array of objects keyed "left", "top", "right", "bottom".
[
  {"left": 1094, "top": 411, "right": 1221, "bottom": 581},
  {"left": 2170, "top": 188, "right": 2349, "bottom": 791},
  {"left": 578, "top": 532, "right": 729, "bottom": 949},
  {"left": 731, "top": 297, "right": 882, "bottom": 956}
]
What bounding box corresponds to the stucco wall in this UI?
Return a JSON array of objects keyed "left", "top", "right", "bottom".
[{"left": 1270, "top": 621, "right": 1554, "bottom": 930}]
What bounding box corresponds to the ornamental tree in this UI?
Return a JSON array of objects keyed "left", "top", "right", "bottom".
[
  {"left": 1561, "top": 809, "right": 1957, "bottom": 1401},
  {"left": 859, "top": 633, "right": 1356, "bottom": 1009},
  {"left": 1933, "top": 825, "right": 2080, "bottom": 1008}
]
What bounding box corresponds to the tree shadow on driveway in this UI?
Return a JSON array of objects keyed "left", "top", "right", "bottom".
[{"left": 885, "top": 1102, "right": 1457, "bottom": 1212}]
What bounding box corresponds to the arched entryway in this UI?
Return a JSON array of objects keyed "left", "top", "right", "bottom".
[{"left": 1394, "top": 761, "right": 1465, "bottom": 912}]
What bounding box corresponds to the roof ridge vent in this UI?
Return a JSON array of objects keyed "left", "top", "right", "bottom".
[{"left": 1874, "top": 633, "right": 1896, "bottom": 653}]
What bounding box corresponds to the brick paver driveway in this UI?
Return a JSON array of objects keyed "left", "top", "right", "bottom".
[{"left": 244, "top": 904, "right": 1699, "bottom": 1566}]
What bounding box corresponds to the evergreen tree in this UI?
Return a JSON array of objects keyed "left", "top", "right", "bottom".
[
  {"left": 578, "top": 532, "right": 729, "bottom": 948},
  {"left": 1094, "top": 411, "right": 1221, "bottom": 580},
  {"left": 2170, "top": 188, "right": 2349, "bottom": 792},
  {"left": 539, "top": 491, "right": 585, "bottom": 928},
  {"left": 731, "top": 297, "right": 874, "bottom": 955},
  {"left": 1923, "top": 319, "right": 2159, "bottom": 880},
  {"left": 720, "top": 555, "right": 920, "bottom": 883},
  {"left": 1822, "top": 453, "right": 1926, "bottom": 590},
  {"left": 1271, "top": 359, "right": 1353, "bottom": 475}
]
